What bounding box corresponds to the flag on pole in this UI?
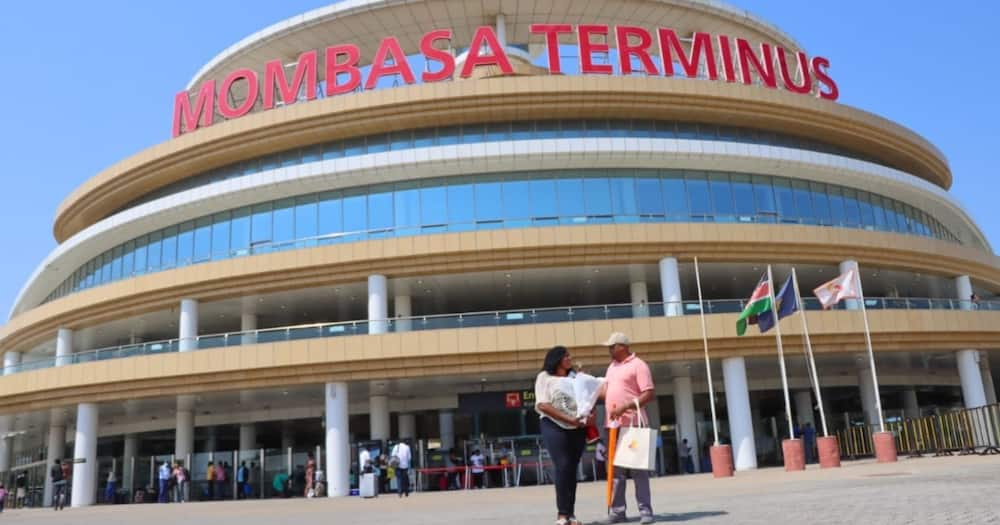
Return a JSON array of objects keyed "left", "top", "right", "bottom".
[
  {"left": 736, "top": 274, "right": 771, "bottom": 336},
  {"left": 758, "top": 274, "right": 798, "bottom": 333},
  {"left": 813, "top": 269, "right": 861, "bottom": 309}
]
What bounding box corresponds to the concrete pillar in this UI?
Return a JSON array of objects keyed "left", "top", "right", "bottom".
[
  {"left": 902, "top": 388, "right": 920, "bottom": 419},
  {"left": 439, "top": 410, "right": 455, "bottom": 451},
  {"left": 857, "top": 364, "right": 879, "bottom": 426},
  {"left": 368, "top": 275, "right": 388, "bottom": 335},
  {"left": 957, "top": 350, "right": 987, "bottom": 408},
  {"left": 56, "top": 328, "right": 74, "bottom": 367},
  {"left": 839, "top": 260, "right": 860, "bottom": 310},
  {"left": 982, "top": 358, "right": 998, "bottom": 405},
  {"left": 179, "top": 298, "right": 199, "bottom": 351},
  {"left": 175, "top": 395, "right": 195, "bottom": 459},
  {"left": 394, "top": 295, "right": 412, "bottom": 332},
  {"left": 398, "top": 414, "right": 417, "bottom": 440},
  {"left": 794, "top": 390, "right": 815, "bottom": 427},
  {"left": 325, "top": 382, "right": 350, "bottom": 497},
  {"left": 955, "top": 275, "right": 974, "bottom": 310},
  {"left": 122, "top": 434, "right": 138, "bottom": 491},
  {"left": 241, "top": 312, "right": 258, "bottom": 345},
  {"left": 239, "top": 424, "right": 257, "bottom": 451},
  {"left": 722, "top": 357, "right": 757, "bottom": 471},
  {"left": 43, "top": 409, "right": 66, "bottom": 507},
  {"left": 71, "top": 403, "right": 98, "bottom": 507},
  {"left": 370, "top": 395, "right": 390, "bottom": 441},
  {"left": 659, "top": 257, "right": 682, "bottom": 317},
  {"left": 495, "top": 13, "right": 507, "bottom": 46},
  {"left": 630, "top": 281, "right": 649, "bottom": 318},
  {"left": 672, "top": 375, "right": 699, "bottom": 472}
]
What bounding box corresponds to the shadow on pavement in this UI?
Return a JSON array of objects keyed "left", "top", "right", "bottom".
[{"left": 582, "top": 511, "right": 728, "bottom": 524}]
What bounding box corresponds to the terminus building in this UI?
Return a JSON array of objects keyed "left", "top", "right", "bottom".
[{"left": 0, "top": 0, "right": 997, "bottom": 506}]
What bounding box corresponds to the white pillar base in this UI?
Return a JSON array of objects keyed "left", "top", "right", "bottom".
[
  {"left": 722, "top": 357, "right": 757, "bottom": 471},
  {"left": 957, "top": 350, "right": 987, "bottom": 409},
  {"left": 71, "top": 403, "right": 99, "bottom": 507},
  {"left": 672, "top": 375, "right": 699, "bottom": 472},
  {"left": 325, "top": 383, "right": 350, "bottom": 497}
]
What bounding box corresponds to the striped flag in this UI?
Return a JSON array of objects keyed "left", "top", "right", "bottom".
[{"left": 736, "top": 274, "right": 771, "bottom": 336}]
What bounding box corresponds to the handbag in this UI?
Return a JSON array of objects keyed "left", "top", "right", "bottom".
[{"left": 612, "top": 399, "right": 657, "bottom": 471}]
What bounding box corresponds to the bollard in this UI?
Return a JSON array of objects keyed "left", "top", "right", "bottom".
[
  {"left": 709, "top": 445, "right": 734, "bottom": 478},
  {"left": 873, "top": 431, "right": 897, "bottom": 463},
  {"left": 817, "top": 436, "right": 841, "bottom": 468},
  {"left": 781, "top": 439, "right": 806, "bottom": 471}
]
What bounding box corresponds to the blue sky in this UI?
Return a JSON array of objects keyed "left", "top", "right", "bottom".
[{"left": 0, "top": 1, "right": 996, "bottom": 319}]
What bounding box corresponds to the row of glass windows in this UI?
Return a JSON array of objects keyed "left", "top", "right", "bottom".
[
  {"left": 47, "top": 169, "right": 956, "bottom": 305},
  {"left": 114, "top": 119, "right": 884, "bottom": 215}
]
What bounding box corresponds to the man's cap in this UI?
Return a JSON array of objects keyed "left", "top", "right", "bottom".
[{"left": 603, "top": 332, "right": 629, "bottom": 346}]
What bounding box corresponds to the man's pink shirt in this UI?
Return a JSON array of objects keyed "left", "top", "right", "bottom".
[{"left": 604, "top": 353, "right": 655, "bottom": 428}]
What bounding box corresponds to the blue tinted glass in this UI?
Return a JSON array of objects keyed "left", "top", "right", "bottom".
[
  {"left": 343, "top": 192, "right": 367, "bottom": 234},
  {"left": 584, "top": 120, "right": 608, "bottom": 138},
  {"left": 842, "top": 189, "right": 861, "bottom": 226},
  {"left": 653, "top": 121, "right": 676, "bottom": 138},
  {"left": 556, "top": 178, "right": 585, "bottom": 217},
  {"left": 161, "top": 226, "right": 178, "bottom": 269},
  {"left": 685, "top": 173, "right": 711, "bottom": 216},
  {"left": 632, "top": 120, "right": 655, "bottom": 138},
  {"left": 110, "top": 246, "right": 123, "bottom": 280},
  {"left": 810, "top": 183, "right": 832, "bottom": 225},
  {"left": 368, "top": 191, "right": 393, "bottom": 231},
  {"left": 503, "top": 179, "right": 532, "bottom": 219},
  {"left": 294, "top": 196, "right": 318, "bottom": 242},
  {"left": 318, "top": 192, "right": 344, "bottom": 239},
  {"left": 147, "top": 231, "right": 162, "bottom": 272},
  {"left": 231, "top": 208, "right": 250, "bottom": 253},
  {"left": 367, "top": 134, "right": 388, "bottom": 154},
  {"left": 857, "top": 192, "right": 875, "bottom": 229},
  {"left": 635, "top": 177, "right": 664, "bottom": 215},
  {"left": 677, "top": 123, "right": 698, "bottom": 139},
  {"left": 486, "top": 122, "right": 509, "bottom": 141},
  {"left": 709, "top": 175, "right": 735, "bottom": 219},
  {"left": 280, "top": 150, "right": 299, "bottom": 168},
  {"left": 773, "top": 180, "right": 796, "bottom": 221},
  {"left": 827, "top": 187, "right": 846, "bottom": 225},
  {"left": 193, "top": 217, "right": 212, "bottom": 262},
  {"left": 752, "top": 176, "right": 776, "bottom": 216},
  {"left": 662, "top": 174, "right": 687, "bottom": 218},
  {"left": 413, "top": 128, "right": 436, "bottom": 147},
  {"left": 420, "top": 185, "right": 447, "bottom": 226},
  {"left": 438, "top": 126, "right": 461, "bottom": 145},
  {"left": 583, "top": 177, "right": 611, "bottom": 215},
  {"left": 731, "top": 175, "right": 755, "bottom": 217},
  {"left": 395, "top": 184, "right": 421, "bottom": 228},
  {"left": 389, "top": 130, "right": 412, "bottom": 151},
  {"left": 177, "top": 222, "right": 194, "bottom": 265},
  {"left": 322, "top": 141, "right": 343, "bottom": 160},
  {"left": 474, "top": 180, "right": 503, "bottom": 221},
  {"left": 133, "top": 237, "right": 148, "bottom": 275},
  {"left": 211, "top": 212, "right": 231, "bottom": 259},
  {"left": 511, "top": 121, "right": 533, "bottom": 140},
  {"left": 529, "top": 179, "right": 557, "bottom": 218},
  {"left": 610, "top": 177, "right": 637, "bottom": 216},
  {"left": 560, "top": 121, "right": 584, "bottom": 138},
  {"left": 344, "top": 138, "right": 365, "bottom": 156},
  {"left": 100, "top": 253, "right": 111, "bottom": 283},
  {"left": 535, "top": 121, "right": 559, "bottom": 139},
  {"left": 302, "top": 145, "right": 321, "bottom": 163},
  {"left": 251, "top": 203, "right": 272, "bottom": 246},
  {"left": 792, "top": 181, "right": 814, "bottom": 224},
  {"left": 463, "top": 123, "right": 485, "bottom": 143},
  {"left": 447, "top": 182, "right": 475, "bottom": 225},
  {"left": 869, "top": 195, "right": 888, "bottom": 231},
  {"left": 121, "top": 242, "right": 134, "bottom": 277}
]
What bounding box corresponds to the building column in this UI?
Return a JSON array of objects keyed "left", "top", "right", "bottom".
[
  {"left": 175, "top": 395, "right": 195, "bottom": 460},
  {"left": 370, "top": 395, "right": 390, "bottom": 441},
  {"left": 325, "top": 382, "right": 350, "bottom": 497},
  {"left": 395, "top": 294, "right": 412, "bottom": 333},
  {"left": 179, "top": 298, "right": 199, "bottom": 351},
  {"left": 241, "top": 312, "right": 258, "bottom": 345},
  {"left": 398, "top": 414, "right": 416, "bottom": 441},
  {"left": 672, "top": 374, "right": 699, "bottom": 472},
  {"left": 239, "top": 424, "right": 257, "bottom": 451},
  {"left": 439, "top": 410, "right": 455, "bottom": 451},
  {"left": 839, "top": 260, "right": 860, "bottom": 310},
  {"left": 857, "top": 363, "right": 879, "bottom": 426},
  {"left": 0, "top": 351, "right": 20, "bottom": 472},
  {"left": 981, "top": 357, "right": 998, "bottom": 405},
  {"left": 722, "top": 357, "right": 757, "bottom": 471},
  {"left": 56, "top": 328, "right": 74, "bottom": 367},
  {"left": 71, "top": 403, "right": 98, "bottom": 507},
  {"left": 794, "top": 390, "right": 815, "bottom": 427},
  {"left": 368, "top": 275, "right": 388, "bottom": 334},
  {"left": 659, "top": 257, "right": 682, "bottom": 317},
  {"left": 630, "top": 281, "right": 649, "bottom": 318},
  {"left": 122, "top": 433, "right": 138, "bottom": 492},
  {"left": 43, "top": 409, "right": 66, "bottom": 507},
  {"left": 902, "top": 388, "right": 920, "bottom": 419},
  {"left": 957, "top": 350, "right": 988, "bottom": 408}
]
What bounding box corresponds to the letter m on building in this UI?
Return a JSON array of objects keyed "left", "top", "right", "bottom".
[{"left": 172, "top": 80, "right": 216, "bottom": 137}]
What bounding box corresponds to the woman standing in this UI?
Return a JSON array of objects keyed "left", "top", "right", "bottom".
[
  {"left": 535, "top": 346, "right": 591, "bottom": 525},
  {"left": 305, "top": 452, "right": 316, "bottom": 497}
]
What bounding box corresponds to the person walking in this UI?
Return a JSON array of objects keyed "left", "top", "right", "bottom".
[
  {"left": 216, "top": 462, "right": 228, "bottom": 500},
  {"left": 205, "top": 461, "right": 216, "bottom": 500},
  {"left": 14, "top": 471, "right": 26, "bottom": 508},
  {"left": 536, "top": 345, "right": 591, "bottom": 525},
  {"left": 304, "top": 453, "right": 316, "bottom": 497},
  {"left": 50, "top": 459, "right": 67, "bottom": 510},
  {"left": 157, "top": 461, "right": 171, "bottom": 503},
  {"left": 105, "top": 469, "right": 118, "bottom": 503},
  {"left": 470, "top": 449, "right": 486, "bottom": 489},
  {"left": 680, "top": 439, "right": 694, "bottom": 474},
  {"left": 0, "top": 483, "right": 8, "bottom": 513},
  {"left": 390, "top": 440, "right": 412, "bottom": 498},
  {"left": 602, "top": 332, "right": 656, "bottom": 524}
]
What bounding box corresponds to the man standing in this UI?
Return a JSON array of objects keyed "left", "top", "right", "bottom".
[
  {"left": 602, "top": 332, "right": 656, "bottom": 524},
  {"left": 390, "top": 440, "right": 412, "bottom": 498},
  {"left": 680, "top": 439, "right": 693, "bottom": 474},
  {"left": 469, "top": 449, "right": 486, "bottom": 489},
  {"left": 157, "top": 461, "right": 171, "bottom": 503}
]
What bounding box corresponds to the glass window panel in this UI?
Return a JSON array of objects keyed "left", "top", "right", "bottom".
[
  {"left": 652, "top": 121, "right": 676, "bottom": 139},
  {"left": 529, "top": 178, "right": 558, "bottom": 218},
  {"left": 280, "top": 149, "right": 299, "bottom": 167},
  {"left": 685, "top": 172, "right": 711, "bottom": 217},
  {"left": 160, "top": 226, "right": 178, "bottom": 269},
  {"left": 560, "top": 120, "right": 584, "bottom": 138},
  {"left": 251, "top": 203, "right": 272, "bottom": 247},
  {"left": 83, "top": 260, "right": 94, "bottom": 287},
  {"left": 437, "top": 126, "right": 461, "bottom": 145},
  {"left": 100, "top": 252, "right": 111, "bottom": 284},
  {"left": 147, "top": 231, "right": 162, "bottom": 272},
  {"left": 121, "top": 241, "right": 134, "bottom": 277},
  {"left": 752, "top": 175, "right": 776, "bottom": 218},
  {"left": 810, "top": 182, "right": 832, "bottom": 225},
  {"left": 368, "top": 190, "right": 393, "bottom": 231},
  {"left": 447, "top": 181, "right": 475, "bottom": 225},
  {"left": 870, "top": 195, "right": 888, "bottom": 231},
  {"left": 230, "top": 208, "right": 251, "bottom": 254},
  {"left": 413, "top": 128, "right": 436, "bottom": 147},
  {"left": 842, "top": 189, "right": 861, "bottom": 226},
  {"left": 485, "top": 122, "right": 510, "bottom": 141},
  {"left": 731, "top": 174, "right": 755, "bottom": 218},
  {"left": 583, "top": 177, "right": 612, "bottom": 216},
  {"left": 827, "top": 186, "right": 846, "bottom": 226},
  {"left": 342, "top": 191, "right": 367, "bottom": 235},
  {"left": 302, "top": 144, "right": 322, "bottom": 163},
  {"left": 676, "top": 123, "right": 698, "bottom": 139},
  {"left": 193, "top": 216, "right": 212, "bottom": 262},
  {"left": 462, "top": 123, "right": 485, "bottom": 143},
  {"left": 322, "top": 141, "right": 343, "bottom": 160},
  {"left": 366, "top": 133, "right": 388, "bottom": 154},
  {"left": 857, "top": 192, "right": 876, "bottom": 229},
  {"left": 556, "top": 178, "right": 585, "bottom": 217},
  {"left": 133, "top": 236, "right": 148, "bottom": 275},
  {"left": 892, "top": 201, "right": 908, "bottom": 232},
  {"left": 110, "top": 246, "right": 123, "bottom": 281},
  {"left": 773, "top": 179, "right": 796, "bottom": 222},
  {"left": 503, "top": 178, "right": 532, "bottom": 220},
  {"left": 389, "top": 130, "right": 412, "bottom": 151},
  {"left": 474, "top": 179, "right": 503, "bottom": 221},
  {"left": 632, "top": 120, "right": 655, "bottom": 138},
  {"left": 318, "top": 192, "right": 344, "bottom": 240},
  {"left": 344, "top": 138, "right": 365, "bottom": 156},
  {"left": 610, "top": 177, "right": 638, "bottom": 216},
  {"left": 295, "top": 195, "right": 318, "bottom": 240},
  {"left": 511, "top": 121, "right": 534, "bottom": 140},
  {"left": 261, "top": 154, "right": 280, "bottom": 171},
  {"left": 662, "top": 173, "right": 688, "bottom": 218},
  {"left": 584, "top": 120, "right": 608, "bottom": 137},
  {"left": 535, "top": 120, "right": 560, "bottom": 139},
  {"left": 792, "top": 180, "right": 814, "bottom": 224},
  {"left": 177, "top": 222, "right": 194, "bottom": 265},
  {"left": 395, "top": 183, "right": 421, "bottom": 228},
  {"left": 608, "top": 120, "right": 632, "bottom": 136},
  {"left": 211, "top": 212, "right": 231, "bottom": 260},
  {"left": 635, "top": 177, "right": 664, "bottom": 215},
  {"left": 709, "top": 174, "right": 735, "bottom": 220},
  {"left": 420, "top": 184, "right": 447, "bottom": 226}
]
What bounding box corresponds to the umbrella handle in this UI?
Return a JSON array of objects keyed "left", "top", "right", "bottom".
[{"left": 606, "top": 423, "right": 618, "bottom": 511}]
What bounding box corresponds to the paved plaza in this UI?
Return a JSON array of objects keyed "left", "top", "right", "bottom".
[{"left": 4, "top": 455, "right": 999, "bottom": 524}]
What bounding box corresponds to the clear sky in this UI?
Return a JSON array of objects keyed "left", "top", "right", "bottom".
[{"left": 0, "top": 0, "right": 997, "bottom": 320}]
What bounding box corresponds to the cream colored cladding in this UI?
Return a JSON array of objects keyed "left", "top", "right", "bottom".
[
  {"left": 3, "top": 223, "right": 1000, "bottom": 356},
  {"left": 54, "top": 75, "right": 952, "bottom": 243},
  {"left": 0, "top": 307, "right": 998, "bottom": 416},
  {"left": 186, "top": 0, "right": 801, "bottom": 90}
]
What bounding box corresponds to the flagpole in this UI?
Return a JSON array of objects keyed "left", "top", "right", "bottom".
[
  {"left": 694, "top": 257, "right": 720, "bottom": 446},
  {"left": 767, "top": 265, "right": 796, "bottom": 440},
  {"left": 853, "top": 268, "right": 886, "bottom": 433},
  {"left": 792, "top": 267, "right": 829, "bottom": 437}
]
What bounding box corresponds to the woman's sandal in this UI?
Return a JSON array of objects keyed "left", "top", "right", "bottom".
[
  {"left": 568, "top": 517, "right": 583, "bottom": 525},
  {"left": 555, "top": 519, "right": 569, "bottom": 525}
]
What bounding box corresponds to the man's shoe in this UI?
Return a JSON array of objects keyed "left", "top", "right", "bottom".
[
  {"left": 604, "top": 513, "right": 627, "bottom": 524},
  {"left": 640, "top": 514, "right": 655, "bottom": 524}
]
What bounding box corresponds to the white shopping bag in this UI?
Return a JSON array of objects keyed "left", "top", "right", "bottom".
[{"left": 613, "top": 400, "right": 657, "bottom": 471}]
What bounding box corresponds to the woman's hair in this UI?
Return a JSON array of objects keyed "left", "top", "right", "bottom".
[{"left": 542, "top": 345, "right": 569, "bottom": 375}]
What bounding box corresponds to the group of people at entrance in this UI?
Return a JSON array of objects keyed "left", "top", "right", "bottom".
[
  {"left": 535, "top": 332, "right": 656, "bottom": 525},
  {"left": 358, "top": 441, "right": 412, "bottom": 498}
]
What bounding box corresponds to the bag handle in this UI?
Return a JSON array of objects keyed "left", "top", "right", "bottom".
[{"left": 630, "top": 398, "right": 647, "bottom": 428}]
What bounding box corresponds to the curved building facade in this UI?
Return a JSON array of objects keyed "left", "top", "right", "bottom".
[{"left": 1, "top": 0, "right": 998, "bottom": 506}]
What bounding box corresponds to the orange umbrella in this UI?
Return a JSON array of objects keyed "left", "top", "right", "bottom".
[{"left": 605, "top": 417, "right": 618, "bottom": 511}]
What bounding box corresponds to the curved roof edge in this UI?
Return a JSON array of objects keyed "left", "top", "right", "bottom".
[{"left": 185, "top": 0, "right": 803, "bottom": 90}]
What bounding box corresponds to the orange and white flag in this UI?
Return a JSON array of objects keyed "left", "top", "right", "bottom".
[{"left": 813, "top": 269, "right": 861, "bottom": 309}]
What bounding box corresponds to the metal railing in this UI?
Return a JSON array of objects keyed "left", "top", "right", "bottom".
[
  {"left": 838, "top": 403, "right": 1000, "bottom": 458},
  {"left": 5, "top": 297, "right": 999, "bottom": 376}
]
